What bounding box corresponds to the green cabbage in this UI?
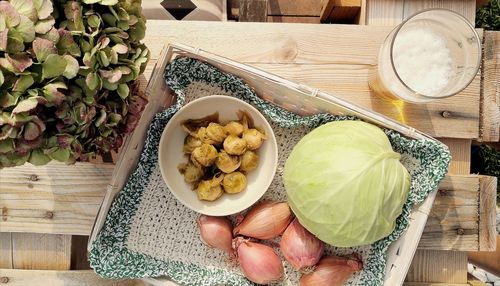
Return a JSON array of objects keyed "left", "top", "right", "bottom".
[{"left": 284, "top": 121, "right": 410, "bottom": 247}]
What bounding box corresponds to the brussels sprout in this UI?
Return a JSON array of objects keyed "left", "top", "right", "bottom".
[
  {"left": 215, "top": 150, "right": 241, "bottom": 173},
  {"left": 196, "top": 176, "right": 224, "bottom": 201},
  {"left": 224, "top": 121, "right": 244, "bottom": 137},
  {"left": 206, "top": 122, "right": 226, "bottom": 144},
  {"left": 191, "top": 143, "right": 218, "bottom": 167},
  {"left": 183, "top": 135, "right": 202, "bottom": 154},
  {"left": 242, "top": 129, "right": 266, "bottom": 150},
  {"left": 222, "top": 171, "right": 247, "bottom": 194},
  {"left": 223, "top": 135, "right": 247, "bottom": 155},
  {"left": 197, "top": 127, "right": 218, "bottom": 145},
  {"left": 178, "top": 162, "right": 204, "bottom": 184},
  {"left": 240, "top": 150, "right": 259, "bottom": 172}
]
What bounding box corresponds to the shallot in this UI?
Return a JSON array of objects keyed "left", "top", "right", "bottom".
[
  {"left": 299, "top": 255, "right": 363, "bottom": 286},
  {"left": 234, "top": 201, "right": 293, "bottom": 240},
  {"left": 233, "top": 237, "right": 284, "bottom": 284},
  {"left": 197, "top": 215, "right": 233, "bottom": 254},
  {"left": 280, "top": 218, "right": 324, "bottom": 270}
]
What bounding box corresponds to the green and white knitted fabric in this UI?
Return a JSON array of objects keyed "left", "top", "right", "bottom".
[{"left": 89, "top": 57, "right": 451, "bottom": 286}]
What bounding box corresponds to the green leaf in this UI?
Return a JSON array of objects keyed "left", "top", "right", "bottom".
[
  {"left": 98, "top": 50, "right": 109, "bottom": 67},
  {"left": 12, "top": 97, "right": 38, "bottom": 114},
  {"left": 0, "top": 92, "right": 20, "bottom": 108},
  {"left": 62, "top": 55, "right": 79, "bottom": 79},
  {"left": 34, "top": 0, "right": 54, "bottom": 20},
  {"left": 117, "top": 83, "right": 129, "bottom": 99},
  {"left": 88, "top": 14, "right": 100, "bottom": 28},
  {"left": 16, "top": 15, "right": 35, "bottom": 42},
  {"left": 32, "top": 37, "right": 57, "bottom": 62},
  {"left": 23, "top": 121, "right": 41, "bottom": 140},
  {"left": 0, "top": 70, "right": 3, "bottom": 86},
  {"left": 6, "top": 29, "right": 25, "bottom": 53},
  {"left": 10, "top": 0, "right": 37, "bottom": 21},
  {"left": 42, "top": 54, "right": 67, "bottom": 79},
  {"left": 100, "top": 0, "right": 119, "bottom": 6},
  {"left": 47, "top": 147, "right": 71, "bottom": 163},
  {"left": 0, "top": 139, "right": 14, "bottom": 153},
  {"left": 112, "top": 43, "right": 128, "bottom": 54},
  {"left": 34, "top": 17, "right": 55, "bottom": 34},
  {"left": 38, "top": 27, "right": 60, "bottom": 43},
  {"left": 0, "top": 29, "right": 8, "bottom": 51},
  {"left": 86, "top": 72, "right": 99, "bottom": 90},
  {"left": 0, "top": 1, "right": 21, "bottom": 28},
  {"left": 43, "top": 82, "right": 67, "bottom": 105},
  {"left": 13, "top": 75, "right": 34, "bottom": 92},
  {"left": 6, "top": 53, "right": 33, "bottom": 72},
  {"left": 29, "top": 149, "right": 51, "bottom": 165}
]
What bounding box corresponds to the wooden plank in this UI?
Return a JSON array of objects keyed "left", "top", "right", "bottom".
[
  {"left": 404, "top": 283, "right": 466, "bottom": 286},
  {"left": 479, "top": 31, "right": 500, "bottom": 142},
  {"left": 357, "top": 0, "right": 367, "bottom": 24},
  {"left": 267, "top": 16, "right": 320, "bottom": 23},
  {"left": 142, "top": 21, "right": 481, "bottom": 139},
  {"left": 71, "top": 236, "right": 90, "bottom": 270},
  {"left": 365, "top": 0, "right": 404, "bottom": 25},
  {"left": 239, "top": 0, "right": 268, "bottom": 22},
  {"left": 11, "top": 233, "right": 71, "bottom": 270},
  {"left": 419, "top": 175, "right": 479, "bottom": 251},
  {"left": 478, "top": 175, "right": 497, "bottom": 251},
  {"left": 405, "top": 250, "right": 468, "bottom": 283},
  {"left": 246, "top": 63, "right": 480, "bottom": 139},
  {"left": 0, "top": 269, "right": 145, "bottom": 286},
  {"left": 0, "top": 233, "right": 12, "bottom": 269},
  {"left": 0, "top": 162, "right": 113, "bottom": 235},
  {"left": 268, "top": 0, "right": 322, "bottom": 16},
  {"left": 440, "top": 138, "right": 471, "bottom": 175},
  {"left": 321, "top": 0, "right": 361, "bottom": 23},
  {"left": 403, "top": 0, "right": 477, "bottom": 24},
  {"left": 320, "top": 0, "right": 336, "bottom": 21}
]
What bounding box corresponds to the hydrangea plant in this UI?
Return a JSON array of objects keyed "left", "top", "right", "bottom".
[{"left": 0, "top": 0, "right": 149, "bottom": 167}]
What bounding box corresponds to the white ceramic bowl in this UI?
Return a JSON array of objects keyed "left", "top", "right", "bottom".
[{"left": 158, "top": 95, "right": 278, "bottom": 216}]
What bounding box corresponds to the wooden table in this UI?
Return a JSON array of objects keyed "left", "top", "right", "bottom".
[{"left": 0, "top": 18, "right": 498, "bottom": 285}]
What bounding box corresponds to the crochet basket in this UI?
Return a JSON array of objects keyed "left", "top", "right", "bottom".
[{"left": 88, "top": 43, "right": 451, "bottom": 286}]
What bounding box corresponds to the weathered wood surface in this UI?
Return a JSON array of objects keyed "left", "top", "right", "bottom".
[
  {"left": 141, "top": 21, "right": 481, "bottom": 139},
  {"left": 365, "top": 0, "right": 476, "bottom": 25},
  {"left": 320, "top": 0, "right": 361, "bottom": 23},
  {"left": 267, "top": 16, "right": 320, "bottom": 23},
  {"left": 0, "top": 163, "right": 114, "bottom": 235},
  {"left": 405, "top": 250, "right": 468, "bottom": 283},
  {"left": 11, "top": 234, "right": 71, "bottom": 270},
  {"left": 478, "top": 175, "right": 497, "bottom": 251},
  {"left": 0, "top": 233, "right": 12, "bottom": 268},
  {"left": 479, "top": 31, "right": 500, "bottom": 142},
  {"left": 267, "top": 0, "right": 322, "bottom": 16},
  {"left": 239, "top": 0, "right": 268, "bottom": 22},
  {"left": 0, "top": 269, "right": 145, "bottom": 286}
]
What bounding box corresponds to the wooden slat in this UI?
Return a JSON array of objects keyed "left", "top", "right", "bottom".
[
  {"left": 11, "top": 233, "right": 71, "bottom": 270},
  {"left": 478, "top": 175, "right": 497, "bottom": 251},
  {"left": 267, "top": 0, "right": 322, "bottom": 16},
  {"left": 365, "top": 0, "right": 404, "bottom": 25},
  {"left": 419, "top": 175, "right": 479, "bottom": 251},
  {"left": 479, "top": 31, "right": 500, "bottom": 142},
  {"left": 404, "top": 283, "right": 466, "bottom": 286},
  {"left": 247, "top": 63, "right": 480, "bottom": 139},
  {"left": 0, "top": 233, "right": 12, "bottom": 269},
  {"left": 320, "top": 0, "right": 361, "bottom": 23},
  {"left": 403, "top": 0, "right": 477, "bottom": 24},
  {"left": 267, "top": 16, "right": 320, "bottom": 23},
  {"left": 439, "top": 138, "right": 471, "bottom": 175},
  {"left": 405, "top": 250, "right": 468, "bottom": 283},
  {"left": 0, "top": 162, "right": 114, "bottom": 235},
  {"left": 71, "top": 236, "right": 90, "bottom": 270},
  {"left": 239, "top": 0, "right": 268, "bottom": 22},
  {"left": 0, "top": 269, "right": 145, "bottom": 286}
]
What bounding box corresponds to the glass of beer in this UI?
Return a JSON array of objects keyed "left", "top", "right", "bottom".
[{"left": 369, "top": 9, "right": 481, "bottom": 104}]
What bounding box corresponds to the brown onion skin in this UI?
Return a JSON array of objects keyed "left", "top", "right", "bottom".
[
  {"left": 280, "top": 218, "right": 324, "bottom": 270},
  {"left": 233, "top": 237, "right": 284, "bottom": 284},
  {"left": 233, "top": 201, "right": 293, "bottom": 240},
  {"left": 299, "top": 255, "right": 363, "bottom": 286},
  {"left": 197, "top": 215, "right": 233, "bottom": 254}
]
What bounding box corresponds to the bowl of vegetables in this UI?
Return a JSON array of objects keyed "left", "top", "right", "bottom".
[{"left": 158, "top": 95, "right": 278, "bottom": 216}]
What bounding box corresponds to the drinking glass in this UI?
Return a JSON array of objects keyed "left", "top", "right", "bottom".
[{"left": 369, "top": 9, "right": 481, "bottom": 104}]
